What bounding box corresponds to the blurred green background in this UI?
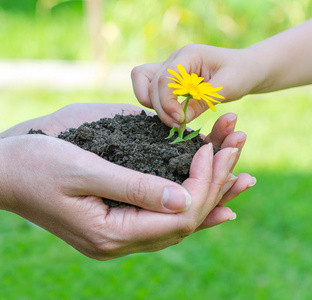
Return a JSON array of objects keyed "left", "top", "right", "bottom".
[{"left": 1, "top": 0, "right": 312, "bottom": 299}]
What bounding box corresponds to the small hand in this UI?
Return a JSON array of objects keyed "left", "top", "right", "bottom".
[{"left": 131, "top": 45, "right": 262, "bottom": 127}]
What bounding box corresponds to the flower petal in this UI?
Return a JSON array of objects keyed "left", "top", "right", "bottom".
[
  {"left": 200, "top": 90, "right": 225, "bottom": 99},
  {"left": 212, "top": 86, "right": 223, "bottom": 92},
  {"left": 191, "top": 73, "right": 204, "bottom": 85},
  {"left": 199, "top": 83, "right": 224, "bottom": 99},
  {"left": 167, "top": 68, "right": 184, "bottom": 84},
  {"left": 177, "top": 64, "right": 191, "bottom": 82},
  {"left": 207, "top": 93, "right": 225, "bottom": 99},
  {"left": 168, "top": 83, "right": 184, "bottom": 89},
  {"left": 201, "top": 96, "right": 217, "bottom": 111},
  {"left": 167, "top": 76, "right": 183, "bottom": 84},
  {"left": 201, "top": 94, "right": 221, "bottom": 104},
  {"left": 192, "top": 94, "right": 201, "bottom": 100},
  {"left": 198, "top": 82, "right": 213, "bottom": 90},
  {"left": 168, "top": 64, "right": 223, "bottom": 110},
  {"left": 172, "top": 88, "right": 189, "bottom": 95}
]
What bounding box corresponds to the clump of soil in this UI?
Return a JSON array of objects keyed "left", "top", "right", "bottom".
[{"left": 29, "top": 111, "right": 219, "bottom": 209}]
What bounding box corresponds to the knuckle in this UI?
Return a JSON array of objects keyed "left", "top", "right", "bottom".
[
  {"left": 86, "top": 233, "right": 120, "bottom": 261},
  {"left": 147, "top": 80, "right": 155, "bottom": 95},
  {"left": 79, "top": 222, "right": 119, "bottom": 261},
  {"left": 181, "top": 44, "right": 194, "bottom": 52},
  {"left": 157, "top": 74, "right": 168, "bottom": 87},
  {"left": 211, "top": 181, "right": 224, "bottom": 195},
  {"left": 87, "top": 242, "right": 117, "bottom": 261},
  {"left": 179, "top": 44, "right": 198, "bottom": 58},
  {"left": 126, "top": 177, "right": 151, "bottom": 207},
  {"left": 131, "top": 65, "right": 141, "bottom": 79}
]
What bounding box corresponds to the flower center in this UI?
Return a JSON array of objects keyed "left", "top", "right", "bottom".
[{"left": 188, "top": 83, "right": 200, "bottom": 97}]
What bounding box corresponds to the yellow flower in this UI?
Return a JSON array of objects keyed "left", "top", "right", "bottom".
[{"left": 167, "top": 64, "right": 224, "bottom": 111}]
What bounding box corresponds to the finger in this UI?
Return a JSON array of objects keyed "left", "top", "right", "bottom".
[
  {"left": 219, "top": 173, "right": 257, "bottom": 206},
  {"left": 196, "top": 206, "right": 237, "bottom": 230},
  {"left": 218, "top": 131, "right": 247, "bottom": 173},
  {"left": 131, "top": 64, "right": 160, "bottom": 109},
  {"left": 208, "top": 147, "right": 239, "bottom": 206},
  {"left": 181, "top": 146, "right": 239, "bottom": 227},
  {"left": 148, "top": 78, "right": 182, "bottom": 128},
  {"left": 156, "top": 65, "right": 187, "bottom": 125},
  {"left": 77, "top": 151, "right": 192, "bottom": 213},
  {"left": 100, "top": 207, "right": 188, "bottom": 258},
  {"left": 181, "top": 143, "right": 214, "bottom": 224},
  {"left": 184, "top": 98, "right": 209, "bottom": 123},
  {"left": 148, "top": 71, "right": 183, "bottom": 128},
  {"left": 218, "top": 131, "right": 247, "bottom": 150},
  {"left": 204, "top": 113, "right": 238, "bottom": 147},
  {"left": 106, "top": 204, "right": 236, "bottom": 258},
  {"left": 220, "top": 173, "right": 239, "bottom": 196}
]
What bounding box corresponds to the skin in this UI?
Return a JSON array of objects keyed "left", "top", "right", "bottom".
[
  {"left": 131, "top": 18, "right": 312, "bottom": 128},
  {"left": 0, "top": 103, "right": 255, "bottom": 260}
]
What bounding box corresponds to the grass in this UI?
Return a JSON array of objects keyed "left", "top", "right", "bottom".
[
  {"left": 0, "top": 86, "right": 312, "bottom": 299},
  {"left": 1, "top": 171, "right": 311, "bottom": 299}
]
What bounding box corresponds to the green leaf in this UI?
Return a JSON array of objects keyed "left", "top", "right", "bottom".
[
  {"left": 165, "top": 126, "right": 180, "bottom": 139},
  {"left": 170, "top": 137, "right": 185, "bottom": 144},
  {"left": 183, "top": 128, "right": 201, "bottom": 141}
]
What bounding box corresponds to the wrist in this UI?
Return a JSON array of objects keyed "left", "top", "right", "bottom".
[{"left": 242, "top": 46, "right": 270, "bottom": 95}]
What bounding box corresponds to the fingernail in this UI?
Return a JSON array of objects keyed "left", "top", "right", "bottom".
[
  {"left": 227, "top": 173, "right": 238, "bottom": 181},
  {"left": 161, "top": 187, "right": 192, "bottom": 212},
  {"left": 171, "top": 123, "right": 181, "bottom": 129},
  {"left": 235, "top": 137, "right": 247, "bottom": 155},
  {"left": 185, "top": 107, "right": 195, "bottom": 123},
  {"left": 226, "top": 114, "right": 237, "bottom": 134},
  {"left": 247, "top": 176, "right": 257, "bottom": 187},
  {"left": 171, "top": 112, "right": 184, "bottom": 123},
  {"left": 207, "top": 142, "right": 212, "bottom": 152},
  {"left": 228, "top": 148, "right": 239, "bottom": 170},
  {"left": 221, "top": 174, "right": 238, "bottom": 195},
  {"left": 227, "top": 114, "right": 238, "bottom": 123},
  {"left": 229, "top": 212, "right": 237, "bottom": 220}
]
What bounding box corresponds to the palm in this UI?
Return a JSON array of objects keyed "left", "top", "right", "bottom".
[{"left": 39, "top": 103, "right": 147, "bottom": 136}]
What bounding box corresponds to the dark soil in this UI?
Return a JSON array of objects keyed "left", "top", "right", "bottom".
[{"left": 29, "top": 111, "right": 219, "bottom": 209}]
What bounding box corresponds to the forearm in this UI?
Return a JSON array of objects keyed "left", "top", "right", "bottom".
[
  {"left": 248, "top": 18, "right": 312, "bottom": 94},
  {"left": 0, "top": 139, "right": 16, "bottom": 211}
]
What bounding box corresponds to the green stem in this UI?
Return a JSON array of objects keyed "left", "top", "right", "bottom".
[{"left": 179, "top": 95, "right": 191, "bottom": 139}]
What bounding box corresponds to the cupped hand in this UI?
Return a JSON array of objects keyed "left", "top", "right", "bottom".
[
  {"left": 131, "top": 44, "right": 264, "bottom": 127},
  {"left": 0, "top": 104, "right": 255, "bottom": 259},
  {"left": 1, "top": 102, "right": 254, "bottom": 214},
  {"left": 0, "top": 133, "right": 250, "bottom": 260}
]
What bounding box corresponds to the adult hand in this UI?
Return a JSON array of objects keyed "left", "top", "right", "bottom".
[
  {"left": 0, "top": 104, "right": 255, "bottom": 260},
  {"left": 0, "top": 134, "right": 248, "bottom": 260},
  {"left": 131, "top": 45, "right": 264, "bottom": 128},
  {"left": 1, "top": 102, "right": 254, "bottom": 213},
  {"left": 0, "top": 103, "right": 148, "bottom": 138}
]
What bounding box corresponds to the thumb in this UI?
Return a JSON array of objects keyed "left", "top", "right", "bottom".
[{"left": 77, "top": 153, "right": 192, "bottom": 213}]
